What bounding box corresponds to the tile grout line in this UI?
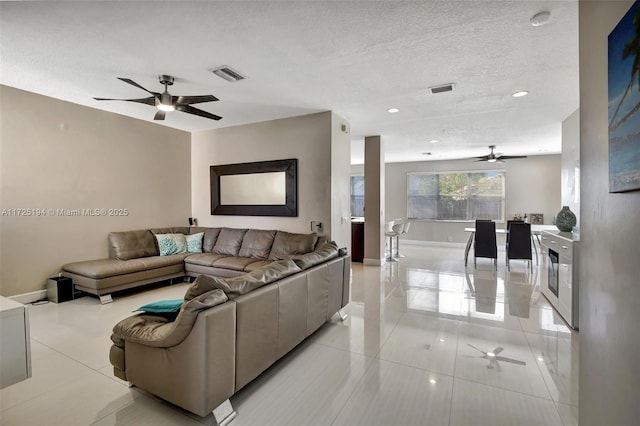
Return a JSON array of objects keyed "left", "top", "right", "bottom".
[
  {"left": 522, "top": 330, "right": 570, "bottom": 425},
  {"left": 448, "top": 320, "right": 461, "bottom": 426}
]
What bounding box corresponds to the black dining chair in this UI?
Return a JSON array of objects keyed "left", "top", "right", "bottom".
[
  {"left": 506, "top": 222, "right": 532, "bottom": 271},
  {"left": 474, "top": 219, "right": 497, "bottom": 269},
  {"left": 505, "top": 219, "right": 525, "bottom": 254}
]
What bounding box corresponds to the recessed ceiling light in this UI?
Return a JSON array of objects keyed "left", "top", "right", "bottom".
[
  {"left": 388, "top": 108, "right": 399, "bottom": 113},
  {"left": 531, "top": 11, "right": 551, "bottom": 27},
  {"left": 430, "top": 140, "right": 439, "bottom": 144},
  {"left": 512, "top": 91, "right": 529, "bottom": 98},
  {"left": 429, "top": 379, "right": 437, "bottom": 384}
]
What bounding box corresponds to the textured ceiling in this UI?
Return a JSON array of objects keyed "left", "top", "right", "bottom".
[{"left": 0, "top": 1, "right": 579, "bottom": 164}]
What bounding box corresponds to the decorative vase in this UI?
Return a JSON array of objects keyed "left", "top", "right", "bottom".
[{"left": 555, "top": 206, "right": 576, "bottom": 232}]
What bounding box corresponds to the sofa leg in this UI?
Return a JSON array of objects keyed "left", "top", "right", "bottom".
[
  {"left": 99, "top": 294, "right": 113, "bottom": 304},
  {"left": 211, "top": 399, "right": 236, "bottom": 426},
  {"left": 338, "top": 308, "right": 348, "bottom": 322}
]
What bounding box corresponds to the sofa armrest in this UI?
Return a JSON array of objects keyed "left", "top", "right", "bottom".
[
  {"left": 111, "top": 289, "right": 228, "bottom": 348},
  {"left": 122, "top": 300, "right": 237, "bottom": 417}
]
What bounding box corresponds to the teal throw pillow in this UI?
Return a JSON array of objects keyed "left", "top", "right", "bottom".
[
  {"left": 186, "top": 232, "right": 204, "bottom": 253},
  {"left": 155, "top": 233, "right": 188, "bottom": 256},
  {"left": 134, "top": 299, "right": 184, "bottom": 313}
]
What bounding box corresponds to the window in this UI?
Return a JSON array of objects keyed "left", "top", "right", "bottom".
[
  {"left": 350, "top": 175, "right": 365, "bottom": 217},
  {"left": 407, "top": 171, "right": 505, "bottom": 221}
]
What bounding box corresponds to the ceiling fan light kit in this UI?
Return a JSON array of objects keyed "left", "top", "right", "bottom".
[{"left": 93, "top": 75, "right": 222, "bottom": 121}]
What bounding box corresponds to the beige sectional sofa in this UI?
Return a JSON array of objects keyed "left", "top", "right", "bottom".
[
  {"left": 61, "top": 226, "right": 329, "bottom": 303},
  {"left": 107, "top": 232, "right": 351, "bottom": 424}
]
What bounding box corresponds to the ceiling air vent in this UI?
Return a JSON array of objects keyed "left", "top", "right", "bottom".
[
  {"left": 428, "top": 83, "right": 455, "bottom": 94},
  {"left": 210, "top": 66, "right": 246, "bottom": 82}
]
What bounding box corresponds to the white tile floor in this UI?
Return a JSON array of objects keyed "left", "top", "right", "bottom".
[{"left": 0, "top": 245, "right": 579, "bottom": 425}]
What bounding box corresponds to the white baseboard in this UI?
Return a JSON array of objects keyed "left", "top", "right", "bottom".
[
  {"left": 363, "top": 258, "right": 384, "bottom": 266},
  {"left": 10, "top": 290, "right": 47, "bottom": 305},
  {"left": 402, "top": 240, "right": 466, "bottom": 249}
]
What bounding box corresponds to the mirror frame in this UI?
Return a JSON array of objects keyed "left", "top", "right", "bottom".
[{"left": 210, "top": 158, "right": 298, "bottom": 216}]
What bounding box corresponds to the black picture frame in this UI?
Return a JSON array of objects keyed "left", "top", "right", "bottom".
[{"left": 210, "top": 158, "right": 298, "bottom": 216}]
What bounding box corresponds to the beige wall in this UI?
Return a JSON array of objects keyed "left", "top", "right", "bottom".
[
  {"left": 578, "top": 2, "right": 640, "bottom": 424},
  {"left": 561, "top": 109, "right": 580, "bottom": 227},
  {"left": 0, "top": 86, "right": 191, "bottom": 297},
  {"left": 352, "top": 154, "right": 560, "bottom": 244},
  {"left": 330, "top": 113, "right": 352, "bottom": 251},
  {"left": 191, "top": 112, "right": 351, "bottom": 247}
]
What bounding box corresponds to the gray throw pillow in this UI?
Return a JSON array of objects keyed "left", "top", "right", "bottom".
[
  {"left": 184, "top": 274, "right": 227, "bottom": 301},
  {"left": 292, "top": 241, "right": 339, "bottom": 270},
  {"left": 216, "top": 259, "right": 302, "bottom": 299},
  {"left": 184, "top": 259, "right": 302, "bottom": 301},
  {"left": 268, "top": 231, "right": 318, "bottom": 260}
]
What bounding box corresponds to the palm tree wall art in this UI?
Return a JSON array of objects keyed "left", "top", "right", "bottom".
[{"left": 608, "top": 0, "right": 640, "bottom": 193}]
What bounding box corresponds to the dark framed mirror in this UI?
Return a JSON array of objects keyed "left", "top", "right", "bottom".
[{"left": 210, "top": 158, "right": 298, "bottom": 216}]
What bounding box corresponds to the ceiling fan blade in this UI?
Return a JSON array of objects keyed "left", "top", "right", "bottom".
[
  {"left": 176, "top": 95, "right": 219, "bottom": 105},
  {"left": 494, "top": 356, "right": 526, "bottom": 365},
  {"left": 493, "top": 347, "right": 504, "bottom": 355},
  {"left": 93, "top": 96, "right": 156, "bottom": 106},
  {"left": 176, "top": 105, "right": 222, "bottom": 121},
  {"left": 154, "top": 110, "right": 166, "bottom": 121},
  {"left": 117, "top": 78, "right": 160, "bottom": 97},
  {"left": 466, "top": 344, "right": 487, "bottom": 355},
  {"left": 497, "top": 155, "right": 528, "bottom": 160}
]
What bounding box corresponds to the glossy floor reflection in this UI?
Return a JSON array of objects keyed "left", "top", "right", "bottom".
[{"left": 0, "top": 245, "right": 579, "bottom": 425}]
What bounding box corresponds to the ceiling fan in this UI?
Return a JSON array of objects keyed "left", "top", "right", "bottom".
[
  {"left": 93, "top": 75, "right": 222, "bottom": 121},
  {"left": 474, "top": 145, "right": 527, "bottom": 162},
  {"left": 466, "top": 344, "right": 526, "bottom": 370}
]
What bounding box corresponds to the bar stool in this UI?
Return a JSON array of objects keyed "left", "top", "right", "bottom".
[
  {"left": 395, "top": 221, "right": 411, "bottom": 258},
  {"left": 385, "top": 221, "right": 402, "bottom": 262}
]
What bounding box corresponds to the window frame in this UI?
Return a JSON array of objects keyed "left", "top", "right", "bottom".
[
  {"left": 406, "top": 169, "right": 506, "bottom": 222},
  {"left": 350, "top": 175, "right": 365, "bottom": 217}
]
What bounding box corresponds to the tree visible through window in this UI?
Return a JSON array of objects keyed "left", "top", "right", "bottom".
[
  {"left": 407, "top": 171, "right": 505, "bottom": 221},
  {"left": 350, "top": 176, "right": 365, "bottom": 217}
]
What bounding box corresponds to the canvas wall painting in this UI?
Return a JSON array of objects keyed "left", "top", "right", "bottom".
[{"left": 608, "top": 1, "right": 640, "bottom": 193}]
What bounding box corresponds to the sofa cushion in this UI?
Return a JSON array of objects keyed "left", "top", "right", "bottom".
[
  {"left": 268, "top": 231, "right": 318, "bottom": 260},
  {"left": 292, "top": 241, "right": 339, "bottom": 270},
  {"left": 212, "top": 228, "right": 248, "bottom": 256},
  {"left": 184, "top": 259, "right": 301, "bottom": 300},
  {"left": 238, "top": 229, "right": 276, "bottom": 259},
  {"left": 62, "top": 255, "right": 186, "bottom": 279},
  {"left": 244, "top": 259, "right": 275, "bottom": 272},
  {"left": 135, "top": 254, "right": 190, "bottom": 269},
  {"left": 154, "top": 234, "right": 188, "bottom": 256},
  {"left": 111, "top": 289, "right": 228, "bottom": 348},
  {"left": 183, "top": 253, "right": 229, "bottom": 267},
  {"left": 212, "top": 256, "right": 258, "bottom": 272},
  {"left": 150, "top": 227, "right": 191, "bottom": 236},
  {"left": 109, "top": 230, "right": 158, "bottom": 260}
]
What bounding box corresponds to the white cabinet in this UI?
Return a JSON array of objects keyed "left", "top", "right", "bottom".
[
  {"left": 540, "top": 231, "right": 579, "bottom": 330},
  {"left": 0, "top": 296, "right": 32, "bottom": 388}
]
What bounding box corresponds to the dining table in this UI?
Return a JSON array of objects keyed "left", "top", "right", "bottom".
[{"left": 464, "top": 224, "right": 557, "bottom": 266}]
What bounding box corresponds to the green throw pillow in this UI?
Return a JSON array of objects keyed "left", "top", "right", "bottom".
[
  {"left": 155, "top": 233, "right": 188, "bottom": 256},
  {"left": 186, "top": 232, "right": 204, "bottom": 253},
  {"left": 134, "top": 299, "right": 184, "bottom": 313}
]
